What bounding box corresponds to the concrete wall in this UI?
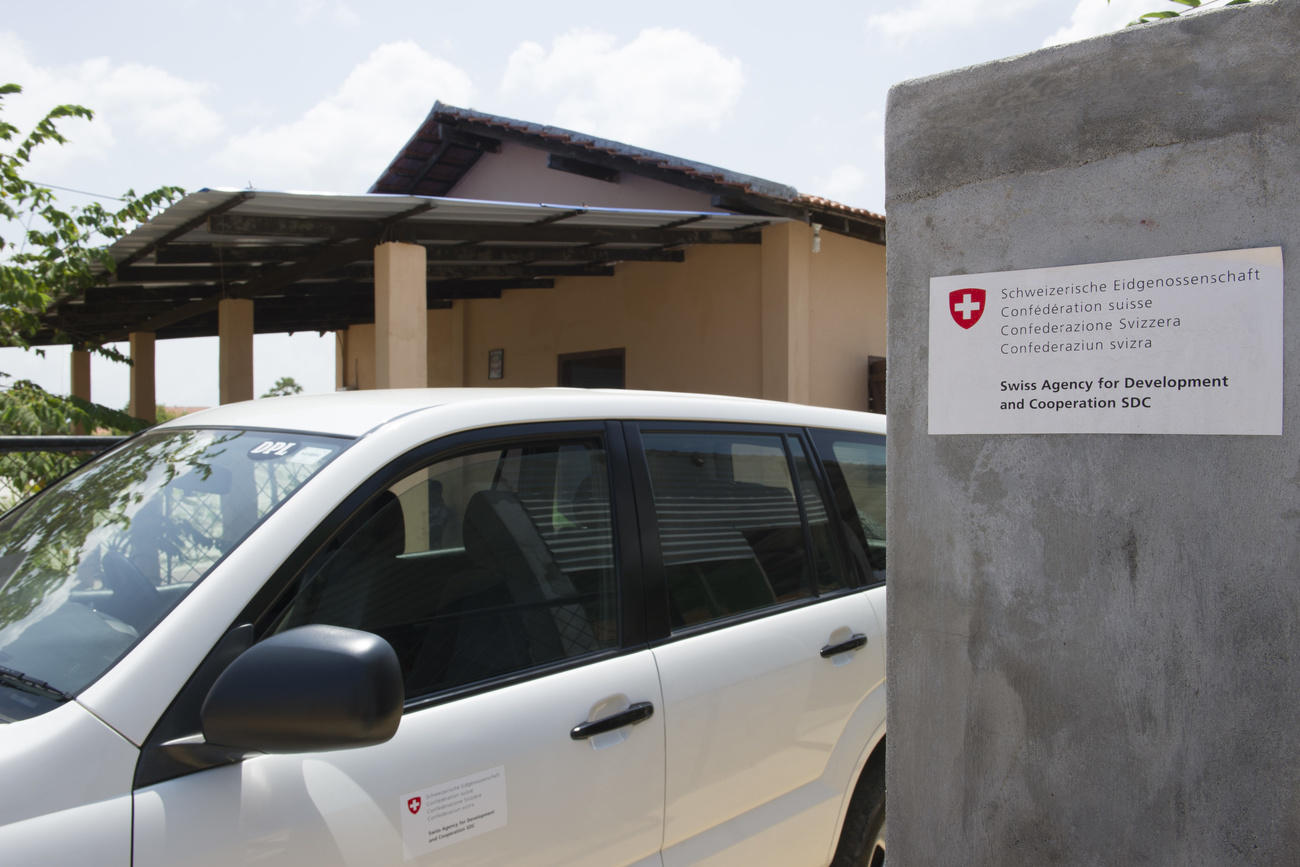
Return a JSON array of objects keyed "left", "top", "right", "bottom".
[{"left": 885, "top": 2, "right": 1300, "bottom": 864}]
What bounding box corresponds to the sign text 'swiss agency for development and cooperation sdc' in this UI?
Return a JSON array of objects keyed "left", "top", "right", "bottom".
[{"left": 928, "top": 247, "right": 1283, "bottom": 435}]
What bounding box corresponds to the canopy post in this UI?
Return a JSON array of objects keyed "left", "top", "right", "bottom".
[
  {"left": 219, "top": 298, "right": 255, "bottom": 404},
  {"left": 374, "top": 242, "right": 428, "bottom": 389},
  {"left": 128, "top": 332, "right": 156, "bottom": 423}
]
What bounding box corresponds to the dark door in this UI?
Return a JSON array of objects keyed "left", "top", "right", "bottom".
[{"left": 558, "top": 348, "right": 625, "bottom": 389}]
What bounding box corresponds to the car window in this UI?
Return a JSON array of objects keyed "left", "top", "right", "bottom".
[
  {"left": 275, "top": 436, "right": 619, "bottom": 701},
  {"left": 787, "top": 437, "right": 848, "bottom": 594},
  {"left": 640, "top": 430, "right": 836, "bottom": 630},
  {"left": 809, "top": 429, "right": 886, "bottom": 584}
]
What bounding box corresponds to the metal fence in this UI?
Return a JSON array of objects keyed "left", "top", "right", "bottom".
[{"left": 0, "top": 436, "right": 126, "bottom": 511}]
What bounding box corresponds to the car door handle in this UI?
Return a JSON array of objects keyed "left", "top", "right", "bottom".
[
  {"left": 820, "top": 633, "right": 868, "bottom": 658},
  {"left": 570, "top": 701, "right": 655, "bottom": 740}
]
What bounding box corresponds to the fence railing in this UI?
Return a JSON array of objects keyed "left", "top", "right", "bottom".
[{"left": 0, "top": 435, "right": 126, "bottom": 511}]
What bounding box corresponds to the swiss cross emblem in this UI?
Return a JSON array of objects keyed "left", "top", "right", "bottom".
[
  {"left": 407, "top": 797, "right": 421, "bottom": 815},
  {"left": 949, "top": 288, "right": 986, "bottom": 329}
]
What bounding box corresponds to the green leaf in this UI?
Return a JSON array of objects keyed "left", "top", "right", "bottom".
[
  {"left": 1131, "top": 10, "right": 1182, "bottom": 24},
  {"left": 1169, "top": 0, "right": 1201, "bottom": 7}
]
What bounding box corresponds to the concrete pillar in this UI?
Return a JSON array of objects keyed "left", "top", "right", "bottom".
[
  {"left": 127, "top": 331, "right": 155, "bottom": 424},
  {"left": 885, "top": 3, "right": 1300, "bottom": 863},
  {"left": 218, "top": 298, "right": 254, "bottom": 404},
  {"left": 760, "top": 222, "right": 812, "bottom": 404},
  {"left": 70, "top": 346, "right": 91, "bottom": 433},
  {"left": 374, "top": 241, "right": 428, "bottom": 389},
  {"left": 427, "top": 304, "right": 465, "bottom": 387}
]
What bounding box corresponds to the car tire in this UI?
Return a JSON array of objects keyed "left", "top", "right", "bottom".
[{"left": 830, "top": 751, "right": 886, "bottom": 867}]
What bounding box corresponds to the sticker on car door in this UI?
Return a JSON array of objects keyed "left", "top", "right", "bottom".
[{"left": 401, "top": 766, "right": 508, "bottom": 858}]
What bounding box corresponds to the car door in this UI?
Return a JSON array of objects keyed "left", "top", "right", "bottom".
[
  {"left": 132, "top": 422, "right": 666, "bottom": 867},
  {"left": 807, "top": 427, "right": 888, "bottom": 662},
  {"left": 626, "top": 423, "right": 886, "bottom": 867}
]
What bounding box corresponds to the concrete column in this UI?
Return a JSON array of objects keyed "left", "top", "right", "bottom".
[
  {"left": 374, "top": 241, "right": 428, "bottom": 389},
  {"left": 760, "top": 222, "right": 812, "bottom": 404},
  {"left": 218, "top": 298, "right": 254, "bottom": 404},
  {"left": 70, "top": 346, "right": 91, "bottom": 433},
  {"left": 886, "top": 3, "right": 1300, "bottom": 863},
  {"left": 427, "top": 303, "right": 465, "bottom": 387},
  {"left": 127, "top": 331, "right": 155, "bottom": 424}
]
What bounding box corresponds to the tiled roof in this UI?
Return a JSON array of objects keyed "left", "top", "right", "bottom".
[
  {"left": 795, "top": 193, "right": 884, "bottom": 222},
  {"left": 372, "top": 102, "right": 884, "bottom": 243}
]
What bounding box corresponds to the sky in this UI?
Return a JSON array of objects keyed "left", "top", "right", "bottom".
[{"left": 0, "top": 0, "right": 1164, "bottom": 410}]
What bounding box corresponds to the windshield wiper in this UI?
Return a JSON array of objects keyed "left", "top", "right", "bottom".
[{"left": 0, "top": 665, "right": 73, "bottom": 702}]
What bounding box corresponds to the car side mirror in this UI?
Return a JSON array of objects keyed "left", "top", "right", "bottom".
[{"left": 199, "top": 624, "right": 403, "bottom": 754}]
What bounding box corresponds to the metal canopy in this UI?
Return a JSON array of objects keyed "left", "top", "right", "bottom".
[{"left": 38, "top": 189, "right": 780, "bottom": 346}]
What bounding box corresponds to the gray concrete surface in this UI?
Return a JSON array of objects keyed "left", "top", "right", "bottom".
[{"left": 884, "top": 1, "right": 1300, "bottom": 863}]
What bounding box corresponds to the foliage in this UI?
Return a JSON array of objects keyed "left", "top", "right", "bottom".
[
  {"left": 0, "top": 377, "right": 146, "bottom": 506},
  {"left": 0, "top": 377, "right": 143, "bottom": 435},
  {"left": 0, "top": 82, "right": 182, "bottom": 501},
  {"left": 1113, "top": 0, "right": 1250, "bottom": 27},
  {"left": 261, "top": 376, "right": 305, "bottom": 399},
  {"left": 156, "top": 404, "right": 186, "bottom": 424},
  {"left": 1, "top": 83, "right": 184, "bottom": 356}
]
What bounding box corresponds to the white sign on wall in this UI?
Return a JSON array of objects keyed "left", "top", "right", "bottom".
[{"left": 928, "top": 247, "right": 1283, "bottom": 435}]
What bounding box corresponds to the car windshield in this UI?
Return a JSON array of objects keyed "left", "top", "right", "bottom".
[{"left": 0, "top": 428, "right": 347, "bottom": 722}]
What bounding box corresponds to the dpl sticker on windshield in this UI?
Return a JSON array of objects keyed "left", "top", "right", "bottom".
[
  {"left": 401, "top": 766, "right": 507, "bottom": 858},
  {"left": 247, "top": 440, "right": 299, "bottom": 460}
]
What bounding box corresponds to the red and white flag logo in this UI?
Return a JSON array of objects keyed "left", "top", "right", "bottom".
[
  {"left": 407, "top": 797, "right": 421, "bottom": 815},
  {"left": 949, "top": 288, "right": 986, "bottom": 329}
]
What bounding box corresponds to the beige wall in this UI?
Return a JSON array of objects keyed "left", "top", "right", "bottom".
[
  {"left": 459, "top": 245, "right": 764, "bottom": 396},
  {"left": 448, "top": 141, "right": 721, "bottom": 212},
  {"left": 809, "top": 229, "right": 887, "bottom": 411},
  {"left": 336, "top": 232, "right": 885, "bottom": 413},
  {"left": 336, "top": 324, "right": 376, "bottom": 390},
  {"left": 427, "top": 306, "right": 465, "bottom": 387}
]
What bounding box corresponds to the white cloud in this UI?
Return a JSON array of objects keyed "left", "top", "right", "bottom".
[
  {"left": 1043, "top": 0, "right": 1157, "bottom": 47},
  {"left": 867, "top": 0, "right": 1043, "bottom": 42},
  {"left": 84, "top": 59, "right": 224, "bottom": 147},
  {"left": 215, "top": 42, "right": 474, "bottom": 192},
  {"left": 0, "top": 31, "right": 222, "bottom": 174},
  {"left": 498, "top": 28, "right": 743, "bottom": 147},
  {"left": 815, "top": 163, "right": 869, "bottom": 202}
]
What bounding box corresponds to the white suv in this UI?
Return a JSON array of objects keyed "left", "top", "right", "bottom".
[{"left": 0, "top": 389, "right": 886, "bottom": 866}]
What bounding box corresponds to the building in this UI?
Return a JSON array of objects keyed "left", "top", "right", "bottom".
[{"left": 37, "top": 103, "right": 887, "bottom": 416}]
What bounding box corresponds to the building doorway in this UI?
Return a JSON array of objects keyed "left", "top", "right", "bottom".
[
  {"left": 868, "top": 356, "right": 886, "bottom": 414},
  {"left": 558, "top": 348, "right": 626, "bottom": 389}
]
